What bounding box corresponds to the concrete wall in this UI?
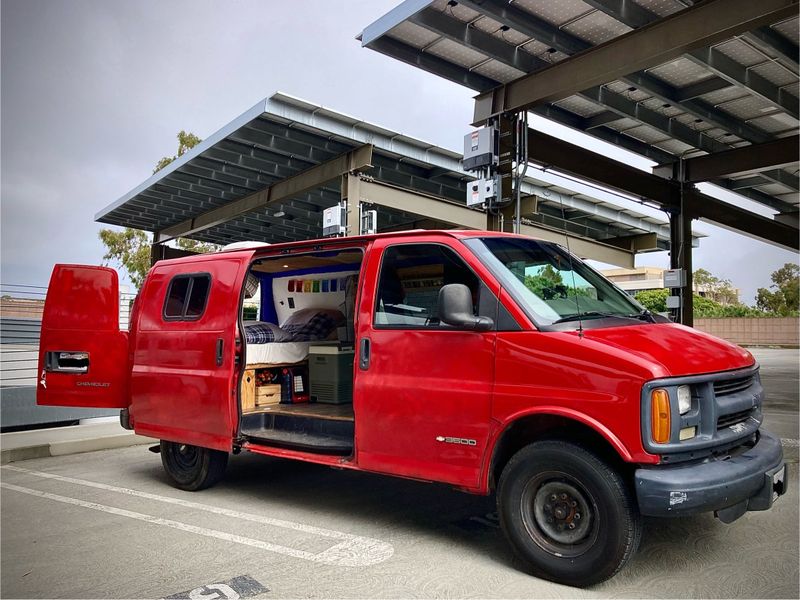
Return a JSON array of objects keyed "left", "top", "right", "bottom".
[{"left": 694, "top": 317, "right": 799, "bottom": 347}]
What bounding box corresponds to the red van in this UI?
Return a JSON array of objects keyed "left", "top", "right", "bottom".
[{"left": 37, "top": 230, "right": 786, "bottom": 586}]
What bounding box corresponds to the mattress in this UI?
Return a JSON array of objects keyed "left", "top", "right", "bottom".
[{"left": 245, "top": 341, "right": 311, "bottom": 366}]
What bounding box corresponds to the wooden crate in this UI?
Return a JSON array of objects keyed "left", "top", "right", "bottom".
[
  {"left": 241, "top": 369, "right": 256, "bottom": 412},
  {"left": 255, "top": 384, "right": 282, "bottom": 407}
]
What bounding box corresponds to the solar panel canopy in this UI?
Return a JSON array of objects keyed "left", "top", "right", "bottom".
[
  {"left": 360, "top": 0, "right": 799, "bottom": 216},
  {"left": 97, "top": 92, "right": 693, "bottom": 252}
]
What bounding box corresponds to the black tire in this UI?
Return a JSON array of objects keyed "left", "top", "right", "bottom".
[
  {"left": 160, "top": 440, "right": 228, "bottom": 491},
  {"left": 497, "top": 440, "right": 641, "bottom": 587}
]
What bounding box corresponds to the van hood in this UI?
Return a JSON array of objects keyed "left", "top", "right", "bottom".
[{"left": 580, "top": 322, "right": 754, "bottom": 378}]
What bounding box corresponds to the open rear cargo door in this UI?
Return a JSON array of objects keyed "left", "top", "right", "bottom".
[{"left": 37, "top": 265, "right": 130, "bottom": 408}]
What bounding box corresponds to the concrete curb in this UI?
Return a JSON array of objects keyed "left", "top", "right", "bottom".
[{"left": 1, "top": 429, "right": 156, "bottom": 465}]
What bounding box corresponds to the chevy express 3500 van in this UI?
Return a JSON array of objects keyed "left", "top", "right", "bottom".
[{"left": 38, "top": 230, "right": 786, "bottom": 586}]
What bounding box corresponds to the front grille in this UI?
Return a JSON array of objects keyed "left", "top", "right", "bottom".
[
  {"left": 713, "top": 374, "right": 755, "bottom": 397},
  {"left": 717, "top": 408, "right": 753, "bottom": 430}
]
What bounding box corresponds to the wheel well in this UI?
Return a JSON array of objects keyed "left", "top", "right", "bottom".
[{"left": 489, "top": 414, "right": 629, "bottom": 491}]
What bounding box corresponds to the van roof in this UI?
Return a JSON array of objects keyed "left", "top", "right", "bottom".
[{"left": 154, "top": 229, "right": 529, "bottom": 266}]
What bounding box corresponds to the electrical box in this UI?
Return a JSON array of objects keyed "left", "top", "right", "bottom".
[
  {"left": 463, "top": 127, "right": 498, "bottom": 171},
  {"left": 664, "top": 269, "right": 686, "bottom": 288},
  {"left": 322, "top": 205, "right": 346, "bottom": 237},
  {"left": 361, "top": 209, "right": 377, "bottom": 235},
  {"left": 466, "top": 177, "right": 497, "bottom": 207},
  {"left": 666, "top": 295, "right": 681, "bottom": 309}
]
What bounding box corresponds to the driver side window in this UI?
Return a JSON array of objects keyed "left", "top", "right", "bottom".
[{"left": 375, "top": 243, "right": 480, "bottom": 328}]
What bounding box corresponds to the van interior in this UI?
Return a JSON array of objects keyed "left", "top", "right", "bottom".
[{"left": 237, "top": 248, "right": 362, "bottom": 455}]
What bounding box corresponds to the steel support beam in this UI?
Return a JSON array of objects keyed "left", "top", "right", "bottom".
[
  {"left": 584, "top": 0, "right": 799, "bottom": 117},
  {"left": 604, "top": 232, "right": 659, "bottom": 252},
  {"left": 412, "top": 6, "right": 753, "bottom": 156},
  {"left": 653, "top": 135, "right": 799, "bottom": 182},
  {"left": 357, "top": 179, "right": 636, "bottom": 267},
  {"left": 150, "top": 244, "right": 199, "bottom": 267},
  {"left": 526, "top": 128, "right": 799, "bottom": 250},
  {"left": 687, "top": 47, "right": 799, "bottom": 118},
  {"left": 155, "top": 144, "right": 373, "bottom": 243},
  {"left": 463, "top": 0, "right": 776, "bottom": 144},
  {"left": 473, "top": 0, "right": 798, "bottom": 122},
  {"left": 744, "top": 25, "right": 800, "bottom": 72},
  {"left": 669, "top": 189, "right": 694, "bottom": 327}
]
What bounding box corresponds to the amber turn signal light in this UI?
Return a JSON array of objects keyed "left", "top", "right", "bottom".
[{"left": 651, "top": 388, "right": 671, "bottom": 444}]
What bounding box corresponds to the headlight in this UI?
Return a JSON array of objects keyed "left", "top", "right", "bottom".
[{"left": 677, "top": 385, "right": 692, "bottom": 415}]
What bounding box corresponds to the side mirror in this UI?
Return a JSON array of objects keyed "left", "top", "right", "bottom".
[{"left": 438, "top": 284, "right": 494, "bottom": 331}]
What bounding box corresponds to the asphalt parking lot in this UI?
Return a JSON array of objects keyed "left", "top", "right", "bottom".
[{"left": 2, "top": 349, "right": 798, "bottom": 599}]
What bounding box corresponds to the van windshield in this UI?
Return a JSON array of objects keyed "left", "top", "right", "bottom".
[{"left": 464, "top": 236, "right": 650, "bottom": 329}]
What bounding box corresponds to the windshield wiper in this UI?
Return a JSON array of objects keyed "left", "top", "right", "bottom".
[{"left": 551, "top": 311, "right": 648, "bottom": 325}]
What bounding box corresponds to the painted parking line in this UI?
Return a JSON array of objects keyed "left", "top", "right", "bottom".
[{"left": 1, "top": 465, "right": 393, "bottom": 567}]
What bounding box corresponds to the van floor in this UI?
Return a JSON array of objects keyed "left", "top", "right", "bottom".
[
  {"left": 241, "top": 402, "right": 354, "bottom": 455},
  {"left": 245, "top": 403, "right": 353, "bottom": 421}
]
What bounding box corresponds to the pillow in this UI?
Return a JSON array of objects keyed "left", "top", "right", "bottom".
[
  {"left": 282, "top": 309, "right": 345, "bottom": 342},
  {"left": 282, "top": 308, "right": 345, "bottom": 328},
  {"left": 243, "top": 321, "right": 291, "bottom": 344}
]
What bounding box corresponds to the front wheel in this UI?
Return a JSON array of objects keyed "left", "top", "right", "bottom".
[
  {"left": 497, "top": 441, "right": 641, "bottom": 587},
  {"left": 160, "top": 441, "right": 228, "bottom": 491}
]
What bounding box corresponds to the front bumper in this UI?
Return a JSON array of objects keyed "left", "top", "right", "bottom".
[{"left": 635, "top": 430, "right": 787, "bottom": 522}]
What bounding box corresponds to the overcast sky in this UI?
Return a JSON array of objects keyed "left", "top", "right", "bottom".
[{"left": 2, "top": 0, "right": 797, "bottom": 304}]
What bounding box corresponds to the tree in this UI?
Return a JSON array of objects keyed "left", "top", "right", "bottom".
[
  {"left": 98, "top": 228, "right": 151, "bottom": 289},
  {"left": 634, "top": 288, "right": 765, "bottom": 318},
  {"left": 153, "top": 130, "right": 203, "bottom": 174},
  {"left": 99, "top": 131, "right": 219, "bottom": 288},
  {"left": 524, "top": 265, "right": 592, "bottom": 300},
  {"left": 756, "top": 263, "right": 800, "bottom": 315},
  {"left": 693, "top": 268, "right": 739, "bottom": 305},
  {"left": 634, "top": 288, "right": 668, "bottom": 313}
]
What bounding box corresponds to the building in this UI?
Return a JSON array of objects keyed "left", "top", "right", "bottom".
[{"left": 601, "top": 267, "right": 740, "bottom": 304}]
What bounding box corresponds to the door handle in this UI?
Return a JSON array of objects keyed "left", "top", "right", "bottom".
[
  {"left": 359, "top": 337, "right": 370, "bottom": 371},
  {"left": 45, "top": 351, "right": 89, "bottom": 374},
  {"left": 216, "top": 338, "right": 224, "bottom": 367}
]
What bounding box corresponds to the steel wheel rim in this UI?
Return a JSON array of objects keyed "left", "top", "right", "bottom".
[
  {"left": 174, "top": 444, "right": 199, "bottom": 471},
  {"left": 520, "top": 471, "right": 599, "bottom": 557}
]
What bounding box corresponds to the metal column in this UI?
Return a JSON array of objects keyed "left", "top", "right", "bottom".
[
  {"left": 669, "top": 175, "right": 694, "bottom": 327},
  {"left": 341, "top": 172, "right": 363, "bottom": 236}
]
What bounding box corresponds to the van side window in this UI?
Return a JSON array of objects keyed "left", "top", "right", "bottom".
[
  {"left": 163, "top": 273, "right": 211, "bottom": 321},
  {"left": 375, "top": 244, "right": 480, "bottom": 328}
]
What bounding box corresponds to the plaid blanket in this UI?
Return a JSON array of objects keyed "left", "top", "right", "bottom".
[
  {"left": 243, "top": 322, "right": 290, "bottom": 344},
  {"left": 282, "top": 312, "right": 340, "bottom": 342}
]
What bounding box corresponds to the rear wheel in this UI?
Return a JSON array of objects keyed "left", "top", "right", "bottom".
[
  {"left": 497, "top": 441, "right": 641, "bottom": 587},
  {"left": 160, "top": 440, "right": 228, "bottom": 491}
]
